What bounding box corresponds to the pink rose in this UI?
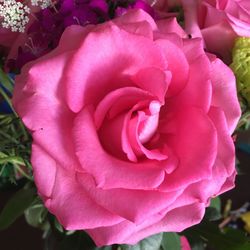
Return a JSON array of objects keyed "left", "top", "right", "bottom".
[
  {"left": 0, "top": 2, "right": 38, "bottom": 68},
  {"left": 197, "top": 0, "right": 250, "bottom": 62},
  {"left": 13, "top": 9, "right": 240, "bottom": 246},
  {"left": 181, "top": 236, "right": 191, "bottom": 250}
]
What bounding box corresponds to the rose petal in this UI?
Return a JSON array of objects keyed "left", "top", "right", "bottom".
[
  {"left": 159, "top": 107, "right": 217, "bottom": 191},
  {"left": 86, "top": 203, "right": 205, "bottom": 246},
  {"left": 131, "top": 67, "right": 171, "bottom": 103},
  {"left": 167, "top": 41, "right": 212, "bottom": 112},
  {"left": 210, "top": 58, "right": 241, "bottom": 134},
  {"left": 13, "top": 52, "right": 80, "bottom": 170},
  {"left": 65, "top": 23, "right": 166, "bottom": 113},
  {"left": 31, "top": 144, "right": 57, "bottom": 199},
  {"left": 73, "top": 106, "right": 166, "bottom": 190},
  {"left": 155, "top": 39, "right": 189, "bottom": 97},
  {"left": 47, "top": 167, "right": 124, "bottom": 230},
  {"left": 76, "top": 172, "right": 181, "bottom": 224}
]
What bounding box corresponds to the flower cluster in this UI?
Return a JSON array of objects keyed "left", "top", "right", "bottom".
[
  {"left": 30, "top": 0, "right": 53, "bottom": 9},
  {"left": 231, "top": 37, "right": 250, "bottom": 105},
  {"left": 6, "top": 0, "right": 155, "bottom": 70},
  {"left": 0, "top": 0, "right": 30, "bottom": 32},
  {"left": 6, "top": 0, "right": 109, "bottom": 70}
]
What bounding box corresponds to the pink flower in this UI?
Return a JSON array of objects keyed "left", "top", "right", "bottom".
[
  {"left": 181, "top": 236, "right": 191, "bottom": 250},
  {"left": 13, "top": 9, "right": 240, "bottom": 246},
  {"left": 196, "top": 0, "right": 250, "bottom": 62}
]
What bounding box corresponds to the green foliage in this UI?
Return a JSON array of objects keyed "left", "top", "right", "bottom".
[
  {"left": 231, "top": 37, "right": 250, "bottom": 107},
  {"left": 24, "top": 198, "right": 49, "bottom": 230},
  {"left": 121, "top": 233, "right": 163, "bottom": 250},
  {"left": 183, "top": 219, "right": 250, "bottom": 250},
  {"left": 205, "top": 197, "right": 222, "bottom": 221},
  {"left": 161, "top": 232, "right": 181, "bottom": 250},
  {"left": 0, "top": 68, "right": 32, "bottom": 186},
  {"left": 210, "top": 197, "right": 221, "bottom": 212},
  {"left": 0, "top": 67, "right": 13, "bottom": 93},
  {"left": 231, "top": 37, "right": 250, "bottom": 130},
  {"left": 0, "top": 187, "right": 36, "bottom": 230}
]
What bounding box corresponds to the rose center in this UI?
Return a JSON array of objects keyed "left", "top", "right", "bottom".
[{"left": 136, "top": 100, "right": 161, "bottom": 144}]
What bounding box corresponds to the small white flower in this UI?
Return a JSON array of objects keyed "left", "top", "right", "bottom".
[
  {"left": 31, "top": 0, "right": 52, "bottom": 9},
  {"left": 0, "top": 0, "right": 30, "bottom": 32}
]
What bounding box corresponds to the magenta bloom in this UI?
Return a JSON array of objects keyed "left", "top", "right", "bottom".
[
  {"left": 181, "top": 236, "right": 191, "bottom": 250},
  {"left": 13, "top": 10, "right": 240, "bottom": 246},
  {"left": 8, "top": 0, "right": 109, "bottom": 70}
]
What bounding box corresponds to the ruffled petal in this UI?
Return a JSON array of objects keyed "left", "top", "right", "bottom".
[
  {"left": 86, "top": 203, "right": 205, "bottom": 246},
  {"left": 167, "top": 40, "right": 212, "bottom": 112},
  {"left": 31, "top": 144, "right": 57, "bottom": 199},
  {"left": 47, "top": 168, "right": 123, "bottom": 230},
  {"left": 210, "top": 58, "right": 241, "bottom": 134},
  {"left": 155, "top": 39, "right": 189, "bottom": 97},
  {"left": 159, "top": 107, "right": 217, "bottom": 191},
  {"left": 65, "top": 23, "right": 166, "bottom": 113},
  {"left": 76, "top": 173, "right": 181, "bottom": 224},
  {"left": 73, "top": 106, "right": 165, "bottom": 189},
  {"left": 13, "top": 52, "right": 81, "bottom": 170}
]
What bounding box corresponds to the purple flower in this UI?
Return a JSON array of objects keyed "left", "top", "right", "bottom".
[
  {"left": 9, "top": 0, "right": 109, "bottom": 71},
  {"left": 8, "top": 0, "right": 154, "bottom": 71},
  {"left": 114, "top": 0, "right": 154, "bottom": 18}
]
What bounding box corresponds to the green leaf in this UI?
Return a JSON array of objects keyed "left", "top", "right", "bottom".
[
  {"left": 161, "top": 232, "right": 181, "bottom": 250},
  {"left": 187, "top": 220, "right": 250, "bottom": 250},
  {"left": 0, "top": 187, "right": 36, "bottom": 230},
  {"left": 24, "top": 200, "right": 49, "bottom": 230},
  {"left": 54, "top": 217, "right": 64, "bottom": 233},
  {"left": 210, "top": 197, "right": 221, "bottom": 212},
  {"left": 181, "top": 231, "right": 205, "bottom": 250},
  {"left": 122, "top": 233, "right": 163, "bottom": 250},
  {"left": 0, "top": 67, "right": 13, "bottom": 93},
  {"left": 205, "top": 197, "right": 222, "bottom": 221},
  {"left": 95, "top": 247, "right": 112, "bottom": 250},
  {"left": 205, "top": 207, "right": 221, "bottom": 221}
]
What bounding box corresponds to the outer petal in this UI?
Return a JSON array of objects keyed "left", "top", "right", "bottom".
[
  {"left": 208, "top": 107, "right": 237, "bottom": 190},
  {"left": 86, "top": 203, "right": 205, "bottom": 246},
  {"left": 31, "top": 144, "right": 57, "bottom": 199},
  {"left": 47, "top": 167, "right": 124, "bottom": 230},
  {"left": 13, "top": 52, "right": 81, "bottom": 171},
  {"left": 210, "top": 58, "right": 241, "bottom": 134},
  {"left": 201, "top": 21, "right": 237, "bottom": 62},
  {"left": 76, "top": 172, "right": 181, "bottom": 224},
  {"left": 113, "top": 9, "right": 158, "bottom": 31},
  {"left": 65, "top": 23, "right": 166, "bottom": 113},
  {"left": 155, "top": 18, "right": 187, "bottom": 37},
  {"left": 181, "top": 236, "right": 191, "bottom": 250}
]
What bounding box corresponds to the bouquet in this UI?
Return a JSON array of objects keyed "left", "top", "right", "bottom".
[{"left": 0, "top": 0, "right": 250, "bottom": 249}]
